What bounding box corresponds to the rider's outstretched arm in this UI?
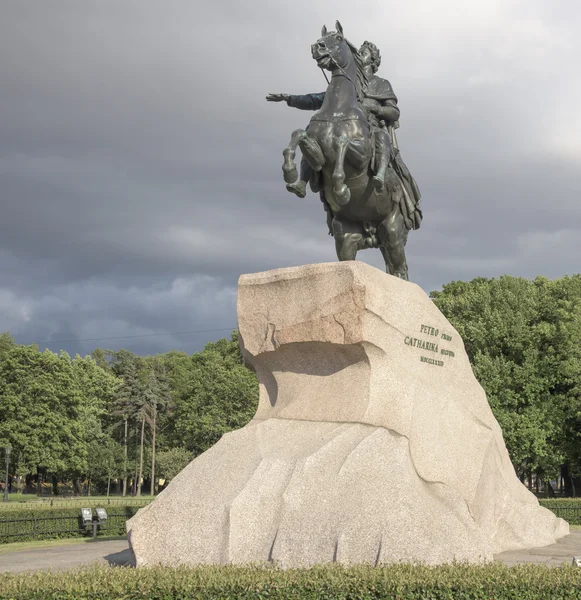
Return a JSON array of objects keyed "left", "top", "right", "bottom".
[{"left": 286, "top": 92, "right": 326, "bottom": 111}]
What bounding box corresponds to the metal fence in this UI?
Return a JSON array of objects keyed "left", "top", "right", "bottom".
[
  {"left": 539, "top": 503, "right": 581, "bottom": 523},
  {"left": 1, "top": 503, "right": 579, "bottom": 544},
  {"left": 0, "top": 498, "right": 151, "bottom": 511},
  {"left": 0, "top": 512, "right": 131, "bottom": 542}
]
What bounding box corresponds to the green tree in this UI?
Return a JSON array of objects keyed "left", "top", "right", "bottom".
[
  {"left": 108, "top": 349, "right": 146, "bottom": 496},
  {"left": 86, "top": 435, "right": 124, "bottom": 496},
  {"left": 0, "top": 332, "right": 16, "bottom": 358},
  {"left": 0, "top": 345, "right": 86, "bottom": 491},
  {"left": 142, "top": 358, "right": 172, "bottom": 495},
  {"left": 156, "top": 447, "right": 192, "bottom": 484},
  {"left": 172, "top": 333, "right": 258, "bottom": 456},
  {"left": 70, "top": 355, "right": 122, "bottom": 493},
  {"left": 431, "top": 275, "right": 581, "bottom": 492}
]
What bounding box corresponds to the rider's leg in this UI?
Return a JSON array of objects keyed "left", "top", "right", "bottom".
[{"left": 372, "top": 129, "right": 391, "bottom": 192}]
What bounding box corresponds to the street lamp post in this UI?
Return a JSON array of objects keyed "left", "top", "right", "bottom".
[{"left": 3, "top": 447, "right": 10, "bottom": 503}]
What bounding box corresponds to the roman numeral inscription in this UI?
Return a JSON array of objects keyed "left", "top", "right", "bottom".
[{"left": 403, "top": 324, "right": 456, "bottom": 367}]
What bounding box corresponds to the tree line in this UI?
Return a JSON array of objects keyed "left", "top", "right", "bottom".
[
  {"left": 1, "top": 273, "right": 580, "bottom": 497},
  {"left": 0, "top": 331, "right": 258, "bottom": 496},
  {"left": 431, "top": 274, "right": 581, "bottom": 495}
]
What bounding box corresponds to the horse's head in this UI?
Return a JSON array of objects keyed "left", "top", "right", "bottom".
[{"left": 311, "top": 21, "right": 353, "bottom": 72}]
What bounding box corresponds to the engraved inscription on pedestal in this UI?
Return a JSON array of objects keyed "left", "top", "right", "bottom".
[{"left": 403, "top": 323, "right": 456, "bottom": 367}]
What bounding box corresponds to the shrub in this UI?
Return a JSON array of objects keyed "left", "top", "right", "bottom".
[{"left": 1, "top": 563, "right": 581, "bottom": 599}]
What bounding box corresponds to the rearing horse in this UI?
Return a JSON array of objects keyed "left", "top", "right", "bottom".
[{"left": 282, "top": 22, "right": 410, "bottom": 280}]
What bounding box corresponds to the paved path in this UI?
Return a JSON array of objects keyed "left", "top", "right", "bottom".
[
  {"left": 0, "top": 539, "right": 131, "bottom": 573},
  {"left": 494, "top": 530, "right": 581, "bottom": 567},
  {"left": 0, "top": 532, "right": 579, "bottom": 573}
]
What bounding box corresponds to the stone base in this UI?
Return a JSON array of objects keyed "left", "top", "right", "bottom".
[{"left": 127, "top": 262, "right": 568, "bottom": 567}]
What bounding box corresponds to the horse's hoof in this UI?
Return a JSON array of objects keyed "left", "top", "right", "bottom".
[
  {"left": 335, "top": 185, "right": 350, "bottom": 206},
  {"left": 286, "top": 181, "right": 307, "bottom": 198},
  {"left": 282, "top": 165, "right": 298, "bottom": 184}
]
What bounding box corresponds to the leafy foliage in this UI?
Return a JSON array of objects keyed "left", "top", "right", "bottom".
[
  {"left": 1, "top": 563, "right": 581, "bottom": 599},
  {"left": 171, "top": 332, "right": 259, "bottom": 456},
  {"left": 0, "top": 345, "right": 87, "bottom": 477},
  {"left": 0, "top": 331, "right": 257, "bottom": 498},
  {"left": 155, "top": 447, "right": 193, "bottom": 482},
  {"left": 431, "top": 275, "right": 581, "bottom": 483}
]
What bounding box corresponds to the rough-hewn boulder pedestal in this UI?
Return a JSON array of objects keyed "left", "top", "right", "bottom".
[{"left": 127, "top": 262, "right": 568, "bottom": 567}]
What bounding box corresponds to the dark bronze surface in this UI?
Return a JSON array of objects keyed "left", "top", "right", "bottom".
[{"left": 267, "top": 22, "right": 422, "bottom": 280}]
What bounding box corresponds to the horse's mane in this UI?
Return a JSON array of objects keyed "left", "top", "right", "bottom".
[{"left": 345, "top": 38, "right": 369, "bottom": 99}]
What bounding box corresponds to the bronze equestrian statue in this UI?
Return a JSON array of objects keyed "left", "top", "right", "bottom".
[{"left": 267, "top": 22, "right": 422, "bottom": 280}]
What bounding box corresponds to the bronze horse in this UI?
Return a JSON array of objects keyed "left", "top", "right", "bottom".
[{"left": 282, "top": 22, "right": 411, "bottom": 279}]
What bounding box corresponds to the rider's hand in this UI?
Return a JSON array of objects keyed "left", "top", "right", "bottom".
[
  {"left": 266, "top": 93, "right": 290, "bottom": 103},
  {"left": 361, "top": 98, "right": 379, "bottom": 114},
  {"left": 361, "top": 98, "right": 378, "bottom": 113}
]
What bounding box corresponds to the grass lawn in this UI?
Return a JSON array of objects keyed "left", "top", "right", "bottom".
[{"left": 0, "top": 535, "right": 127, "bottom": 555}]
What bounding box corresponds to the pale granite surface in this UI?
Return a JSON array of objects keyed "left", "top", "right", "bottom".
[{"left": 127, "top": 262, "right": 568, "bottom": 567}]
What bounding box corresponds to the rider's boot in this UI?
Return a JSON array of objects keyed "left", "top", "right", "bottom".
[
  {"left": 372, "top": 153, "right": 388, "bottom": 192},
  {"left": 372, "top": 128, "right": 392, "bottom": 192}
]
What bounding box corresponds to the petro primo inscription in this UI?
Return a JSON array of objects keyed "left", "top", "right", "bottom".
[{"left": 403, "top": 324, "right": 456, "bottom": 367}]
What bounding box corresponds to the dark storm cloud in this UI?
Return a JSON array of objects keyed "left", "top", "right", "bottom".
[{"left": 1, "top": 0, "right": 580, "bottom": 355}]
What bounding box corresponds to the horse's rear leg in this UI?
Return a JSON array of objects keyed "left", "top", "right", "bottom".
[
  {"left": 378, "top": 206, "right": 409, "bottom": 280},
  {"left": 332, "top": 217, "right": 364, "bottom": 261}
]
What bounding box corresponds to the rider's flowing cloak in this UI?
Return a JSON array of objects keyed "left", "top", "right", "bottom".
[{"left": 287, "top": 87, "right": 422, "bottom": 231}]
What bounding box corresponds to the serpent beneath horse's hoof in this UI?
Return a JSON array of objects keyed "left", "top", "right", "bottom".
[
  {"left": 372, "top": 175, "right": 385, "bottom": 192},
  {"left": 286, "top": 180, "right": 307, "bottom": 198},
  {"left": 335, "top": 185, "right": 351, "bottom": 206}
]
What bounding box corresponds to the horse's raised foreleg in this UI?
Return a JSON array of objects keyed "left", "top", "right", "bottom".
[
  {"left": 345, "top": 137, "right": 371, "bottom": 170},
  {"left": 297, "top": 134, "right": 325, "bottom": 172},
  {"left": 331, "top": 136, "right": 372, "bottom": 206},
  {"left": 378, "top": 204, "right": 409, "bottom": 280},
  {"left": 332, "top": 135, "right": 351, "bottom": 206},
  {"left": 332, "top": 217, "right": 364, "bottom": 261},
  {"left": 282, "top": 129, "right": 306, "bottom": 184}
]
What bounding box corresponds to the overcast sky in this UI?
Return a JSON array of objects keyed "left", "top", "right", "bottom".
[{"left": 1, "top": 0, "right": 580, "bottom": 357}]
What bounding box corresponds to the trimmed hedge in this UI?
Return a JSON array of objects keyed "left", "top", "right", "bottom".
[
  {"left": 539, "top": 499, "right": 581, "bottom": 525},
  {"left": 0, "top": 506, "right": 140, "bottom": 544},
  {"left": 1, "top": 563, "right": 581, "bottom": 599},
  {"left": 0, "top": 498, "right": 152, "bottom": 511}
]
